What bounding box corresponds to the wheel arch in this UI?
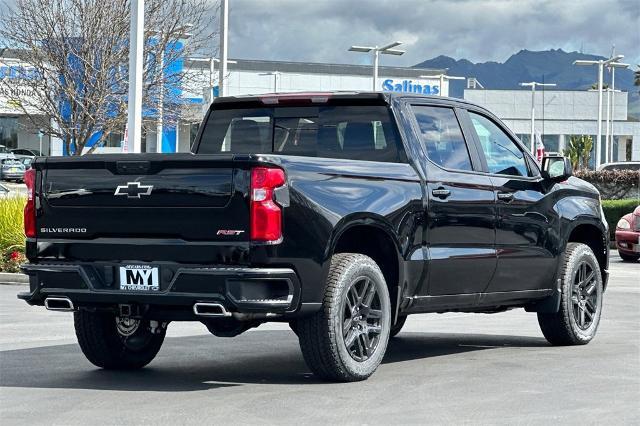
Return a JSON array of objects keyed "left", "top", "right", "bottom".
[
  {"left": 327, "top": 215, "right": 404, "bottom": 322},
  {"left": 565, "top": 221, "right": 608, "bottom": 290}
]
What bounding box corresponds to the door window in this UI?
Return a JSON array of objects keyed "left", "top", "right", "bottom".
[
  {"left": 469, "top": 112, "right": 530, "bottom": 177},
  {"left": 413, "top": 106, "right": 472, "bottom": 171}
]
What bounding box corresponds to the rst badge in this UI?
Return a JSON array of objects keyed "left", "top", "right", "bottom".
[
  {"left": 119, "top": 265, "right": 159, "bottom": 291},
  {"left": 217, "top": 230, "right": 245, "bottom": 236},
  {"left": 114, "top": 182, "right": 153, "bottom": 198}
]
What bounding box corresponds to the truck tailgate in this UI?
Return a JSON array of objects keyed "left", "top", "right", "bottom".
[{"left": 35, "top": 154, "right": 252, "bottom": 263}]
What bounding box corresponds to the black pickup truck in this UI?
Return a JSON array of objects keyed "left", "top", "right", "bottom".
[{"left": 19, "top": 92, "right": 609, "bottom": 382}]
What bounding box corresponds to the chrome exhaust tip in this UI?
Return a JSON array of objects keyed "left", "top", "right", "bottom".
[
  {"left": 193, "top": 302, "right": 232, "bottom": 317},
  {"left": 44, "top": 297, "right": 75, "bottom": 312}
]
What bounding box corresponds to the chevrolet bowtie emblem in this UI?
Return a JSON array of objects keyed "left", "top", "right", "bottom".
[{"left": 114, "top": 182, "right": 153, "bottom": 198}]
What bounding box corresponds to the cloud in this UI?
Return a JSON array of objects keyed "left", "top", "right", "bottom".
[{"left": 226, "top": 0, "right": 640, "bottom": 66}]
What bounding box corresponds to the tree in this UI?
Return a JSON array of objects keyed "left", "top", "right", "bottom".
[
  {"left": 0, "top": 0, "right": 217, "bottom": 155},
  {"left": 635, "top": 66, "right": 639, "bottom": 94},
  {"left": 563, "top": 135, "right": 593, "bottom": 170}
]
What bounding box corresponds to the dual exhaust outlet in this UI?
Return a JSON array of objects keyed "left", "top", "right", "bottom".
[{"left": 44, "top": 298, "right": 232, "bottom": 318}]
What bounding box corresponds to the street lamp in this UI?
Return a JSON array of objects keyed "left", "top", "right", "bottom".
[
  {"left": 422, "top": 74, "right": 465, "bottom": 96},
  {"left": 348, "top": 41, "right": 405, "bottom": 91},
  {"left": 605, "top": 60, "right": 629, "bottom": 163},
  {"left": 259, "top": 71, "right": 281, "bottom": 93},
  {"left": 573, "top": 54, "right": 625, "bottom": 168},
  {"left": 519, "top": 81, "right": 556, "bottom": 154},
  {"left": 127, "top": 0, "right": 145, "bottom": 153}
]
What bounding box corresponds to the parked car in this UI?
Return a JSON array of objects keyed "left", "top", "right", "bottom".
[
  {"left": 20, "top": 157, "right": 33, "bottom": 170},
  {"left": 10, "top": 148, "right": 41, "bottom": 159},
  {"left": 0, "top": 144, "right": 16, "bottom": 161},
  {"left": 18, "top": 92, "right": 609, "bottom": 382},
  {"left": 615, "top": 205, "right": 640, "bottom": 262},
  {"left": 597, "top": 161, "right": 640, "bottom": 171},
  {"left": 0, "top": 183, "right": 9, "bottom": 198},
  {"left": 0, "top": 158, "right": 26, "bottom": 182}
]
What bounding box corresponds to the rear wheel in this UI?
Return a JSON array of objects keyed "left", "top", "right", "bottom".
[
  {"left": 74, "top": 310, "right": 165, "bottom": 369},
  {"left": 297, "top": 253, "right": 391, "bottom": 382},
  {"left": 618, "top": 251, "right": 640, "bottom": 262},
  {"left": 537, "top": 243, "right": 603, "bottom": 345}
]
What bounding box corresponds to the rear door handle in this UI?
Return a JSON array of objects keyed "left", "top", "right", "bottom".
[
  {"left": 497, "top": 192, "right": 514, "bottom": 202},
  {"left": 431, "top": 188, "right": 451, "bottom": 199}
]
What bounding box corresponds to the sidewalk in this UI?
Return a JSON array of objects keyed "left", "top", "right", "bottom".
[{"left": 0, "top": 272, "right": 28, "bottom": 285}]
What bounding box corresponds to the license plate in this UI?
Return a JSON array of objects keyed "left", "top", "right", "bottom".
[
  {"left": 119, "top": 265, "right": 160, "bottom": 291},
  {"left": 10, "top": 168, "right": 18, "bottom": 172}
]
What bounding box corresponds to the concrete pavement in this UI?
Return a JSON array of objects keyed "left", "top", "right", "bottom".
[{"left": 1, "top": 254, "right": 638, "bottom": 425}]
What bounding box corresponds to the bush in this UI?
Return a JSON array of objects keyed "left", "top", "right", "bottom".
[
  {"left": 601, "top": 199, "right": 639, "bottom": 240},
  {"left": 0, "top": 197, "right": 26, "bottom": 272},
  {"left": 573, "top": 169, "right": 640, "bottom": 200}
]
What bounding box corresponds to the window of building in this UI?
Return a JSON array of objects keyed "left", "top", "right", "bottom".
[
  {"left": 198, "top": 105, "right": 403, "bottom": 162},
  {"left": 469, "top": 112, "right": 530, "bottom": 177},
  {"left": 0, "top": 117, "right": 19, "bottom": 149},
  {"left": 412, "top": 105, "right": 472, "bottom": 171}
]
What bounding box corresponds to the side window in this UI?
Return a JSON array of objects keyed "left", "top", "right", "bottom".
[
  {"left": 469, "top": 112, "right": 530, "bottom": 177},
  {"left": 413, "top": 105, "right": 473, "bottom": 171}
]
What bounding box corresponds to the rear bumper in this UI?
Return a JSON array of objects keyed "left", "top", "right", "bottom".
[{"left": 18, "top": 262, "right": 305, "bottom": 318}]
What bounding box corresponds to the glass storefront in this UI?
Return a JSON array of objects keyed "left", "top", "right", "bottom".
[{"left": 0, "top": 117, "right": 19, "bottom": 149}]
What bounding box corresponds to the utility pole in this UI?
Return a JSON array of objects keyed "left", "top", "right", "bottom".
[
  {"left": 519, "top": 81, "right": 556, "bottom": 154},
  {"left": 218, "top": 0, "right": 229, "bottom": 97},
  {"left": 127, "top": 0, "right": 144, "bottom": 153}
]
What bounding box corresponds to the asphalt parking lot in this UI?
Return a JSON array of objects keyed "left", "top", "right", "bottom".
[{"left": 1, "top": 254, "right": 638, "bottom": 425}]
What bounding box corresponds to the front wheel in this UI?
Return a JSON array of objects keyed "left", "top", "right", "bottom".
[
  {"left": 537, "top": 243, "right": 603, "bottom": 345},
  {"left": 74, "top": 310, "right": 166, "bottom": 369},
  {"left": 618, "top": 251, "right": 640, "bottom": 262},
  {"left": 297, "top": 253, "right": 391, "bottom": 382}
]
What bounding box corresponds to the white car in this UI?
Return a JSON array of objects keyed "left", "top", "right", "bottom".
[
  {"left": 0, "top": 145, "right": 16, "bottom": 162},
  {"left": 597, "top": 161, "right": 640, "bottom": 171}
]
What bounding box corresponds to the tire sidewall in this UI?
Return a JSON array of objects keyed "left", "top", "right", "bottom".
[
  {"left": 562, "top": 245, "right": 603, "bottom": 343},
  {"left": 331, "top": 257, "right": 391, "bottom": 379}
]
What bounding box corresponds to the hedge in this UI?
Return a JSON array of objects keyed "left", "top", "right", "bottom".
[
  {"left": 573, "top": 170, "right": 640, "bottom": 200},
  {"left": 0, "top": 197, "right": 26, "bottom": 272},
  {"left": 601, "top": 199, "right": 639, "bottom": 240}
]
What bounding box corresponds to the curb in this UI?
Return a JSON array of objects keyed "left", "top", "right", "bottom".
[{"left": 0, "top": 272, "right": 28, "bottom": 286}]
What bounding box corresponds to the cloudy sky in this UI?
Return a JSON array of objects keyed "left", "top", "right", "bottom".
[{"left": 226, "top": 0, "right": 640, "bottom": 66}]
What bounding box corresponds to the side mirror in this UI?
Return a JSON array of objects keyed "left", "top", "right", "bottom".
[{"left": 541, "top": 155, "right": 572, "bottom": 181}]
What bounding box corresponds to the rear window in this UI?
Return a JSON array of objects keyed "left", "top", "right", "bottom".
[{"left": 197, "top": 105, "right": 403, "bottom": 162}]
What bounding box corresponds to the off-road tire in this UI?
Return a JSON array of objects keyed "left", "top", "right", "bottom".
[
  {"left": 618, "top": 251, "right": 640, "bottom": 262},
  {"left": 390, "top": 315, "right": 407, "bottom": 338},
  {"left": 297, "top": 253, "right": 391, "bottom": 382},
  {"left": 74, "top": 310, "right": 165, "bottom": 369},
  {"left": 537, "top": 243, "right": 604, "bottom": 345}
]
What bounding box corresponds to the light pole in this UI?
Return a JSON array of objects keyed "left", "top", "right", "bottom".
[
  {"left": 606, "top": 60, "right": 629, "bottom": 163},
  {"left": 422, "top": 74, "right": 465, "bottom": 96},
  {"left": 218, "top": 0, "right": 229, "bottom": 97},
  {"left": 348, "top": 41, "right": 405, "bottom": 91},
  {"left": 573, "top": 54, "right": 624, "bottom": 168},
  {"left": 259, "top": 71, "right": 281, "bottom": 93},
  {"left": 127, "top": 0, "right": 144, "bottom": 153},
  {"left": 604, "top": 88, "right": 622, "bottom": 163},
  {"left": 519, "top": 81, "right": 556, "bottom": 154}
]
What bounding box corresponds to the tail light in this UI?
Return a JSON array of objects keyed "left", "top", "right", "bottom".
[
  {"left": 24, "top": 168, "right": 36, "bottom": 238},
  {"left": 250, "top": 167, "right": 286, "bottom": 242}
]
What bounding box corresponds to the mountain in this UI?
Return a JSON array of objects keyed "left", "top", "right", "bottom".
[{"left": 414, "top": 49, "right": 639, "bottom": 119}]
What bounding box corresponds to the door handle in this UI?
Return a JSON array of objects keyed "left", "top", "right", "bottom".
[
  {"left": 431, "top": 188, "right": 451, "bottom": 199},
  {"left": 497, "top": 192, "right": 514, "bottom": 202}
]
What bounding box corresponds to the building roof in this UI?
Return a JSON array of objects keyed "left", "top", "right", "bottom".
[{"left": 184, "top": 57, "right": 446, "bottom": 78}]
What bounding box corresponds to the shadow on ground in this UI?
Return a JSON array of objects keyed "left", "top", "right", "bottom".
[{"left": 0, "top": 330, "right": 548, "bottom": 391}]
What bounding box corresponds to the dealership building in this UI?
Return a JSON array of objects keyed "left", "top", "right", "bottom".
[
  {"left": 464, "top": 88, "right": 640, "bottom": 164},
  {"left": 1, "top": 52, "right": 638, "bottom": 164}
]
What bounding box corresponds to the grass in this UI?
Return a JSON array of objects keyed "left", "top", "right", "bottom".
[{"left": 0, "top": 196, "right": 26, "bottom": 255}]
